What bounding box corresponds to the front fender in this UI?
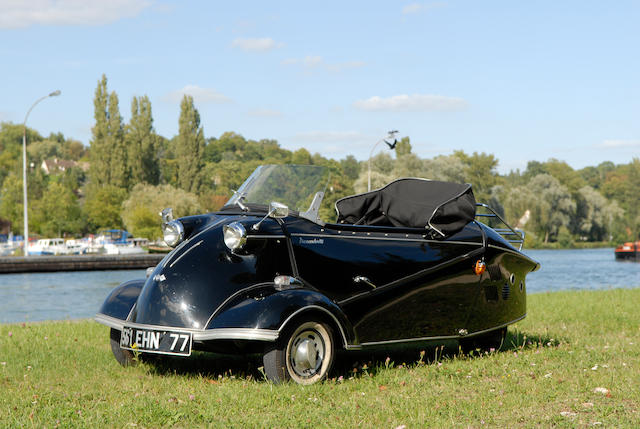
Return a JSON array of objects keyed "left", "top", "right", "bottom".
[
  {"left": 97, "top": 279, "right": 144, "bottom": 322},
  {"left": 208, "top": 287, "right": 356, "bottom": 347}
]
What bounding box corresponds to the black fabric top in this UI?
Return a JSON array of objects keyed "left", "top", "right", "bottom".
[{"left": 335, "top": 178, "right": 476, "bottom": 237}]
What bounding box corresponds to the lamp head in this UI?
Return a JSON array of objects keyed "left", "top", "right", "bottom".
[{"left": 49, "top": 90, "right": 61, "bottom": 97}]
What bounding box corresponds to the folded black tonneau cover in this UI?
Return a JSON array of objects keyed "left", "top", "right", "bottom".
[{"left": 335, "top": 178, "right": 476, "bottom": 237}]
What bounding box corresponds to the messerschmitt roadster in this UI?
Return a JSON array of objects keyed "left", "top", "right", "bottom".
[{"left": 96, "top": 164, "right": 539, "bottom": 384}]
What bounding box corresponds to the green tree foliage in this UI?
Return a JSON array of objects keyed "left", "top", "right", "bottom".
[
  {"left": 576, "top": 186, "right": 623, "bottom": 241},
  {"left": 453, "top": 151, "right": 499, "bottom": 202},
  {"left": 89, "top": 75, "right": 110, "bottom": 186},
  {"left": 31, "top": 182, "right": 83, "bottom": 237},
  {"left": 107, "top": 91, "right": 128, "bottom": 188},
  {"left": 83, "top": 185, "right": 128, "bottom": 230},
  {"left": 88, "top": 75, "right": 127, "bottom": 189},
  {"left": 0, "top": 173, "right": 23, "bottom": 234},
  {"left": 528, "top": 174, "right": 576, "bottom": 243},
  {"left": 174, "top": 95, "right": 205, "bottom": 193},
  {"left": 127, "top": 95, "right": 159, "bottom": 185},
  {"left": 121, "top": 183, "right": 202, "bottom": 239},
  {"left": 394, "top": 136, "right": 412, "bottom": 157}
]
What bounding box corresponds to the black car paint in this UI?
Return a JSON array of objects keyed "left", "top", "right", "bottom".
[{"left": 98, "top": 206, "right": 538, "bottom": 351}]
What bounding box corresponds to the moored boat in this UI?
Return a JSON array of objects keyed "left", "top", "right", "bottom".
[{"left": 614, "top": 241, "right": 640, "bottom": 261}]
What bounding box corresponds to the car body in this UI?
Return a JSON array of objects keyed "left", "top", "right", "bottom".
[{"left": 96, "top": 164, "right": 539, "bottom": 384}]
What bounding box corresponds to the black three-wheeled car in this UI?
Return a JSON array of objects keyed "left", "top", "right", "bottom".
[{"left": 96, "top": 164, "right": 539, "bottom": 384}]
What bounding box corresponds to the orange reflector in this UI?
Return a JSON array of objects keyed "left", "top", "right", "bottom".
[{"left": 474, "top": 260, "right": 486, "bottom": 275}]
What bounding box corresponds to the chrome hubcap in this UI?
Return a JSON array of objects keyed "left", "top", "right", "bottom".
[{"left": 290, "top": 330, "right": 324, "bottom": 377}]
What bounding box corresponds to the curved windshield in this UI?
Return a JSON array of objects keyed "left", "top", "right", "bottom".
[{"left": 224, "top": 165, "right": 330, "bottom": 214}]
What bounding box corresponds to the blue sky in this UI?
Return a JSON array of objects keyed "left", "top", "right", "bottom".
[{"left": 1, "top": 1, "right": 638, "bottom": 173}]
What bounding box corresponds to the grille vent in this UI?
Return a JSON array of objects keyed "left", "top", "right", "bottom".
[
  {"left": 487, "top": 265, "right": 502, "bottom": 281},
  {"left": 502, "top": 282, "right": 510, "bottom": 300}
]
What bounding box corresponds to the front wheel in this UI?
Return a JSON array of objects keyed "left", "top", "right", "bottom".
[
  {"left": 109, "top": 328, "right": 136, "bottom": 366},
  {"left": 459, "top": 327, "right": 507, "bottom": 355},
  {"left": 263, "top": 320, "right": 334, "bottom": 385}
]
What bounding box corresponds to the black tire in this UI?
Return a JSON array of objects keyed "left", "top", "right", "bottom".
[
  {"left": 459, "top": 327, "right": 507, "bottom": 355},
  {"left": 109, "top": 328, "right": 136, "bottom": 366},
  {"left": 263, "top": 320, "right": 334, "bottom": 385}
]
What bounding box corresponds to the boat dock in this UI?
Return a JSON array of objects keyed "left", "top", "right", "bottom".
[{"left": 0, "top": 254, "right": 165, "bottom": 274}]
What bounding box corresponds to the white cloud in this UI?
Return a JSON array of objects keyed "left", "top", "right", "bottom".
[
  {"left": 282, "top": 56, "right": 365, "bottom": 72},
  {"left": 163, "top": 85, "right": 232, "bottom": 104},
  {"left": 402, "top": 3, "right": 425, "bottom": 14},
  {"left": 247, "top": 108, "right": 283, "bottom": 118},
  {"left": 231, "top": 37, "right": 283, "bottom": 52},
  {"left": 0, "top": 0, "right": 152, "bottom": 28},
  {"left": 289, "top": 131, "right": 375, "bottom": 157},
  {"left": 291, "top": 131, "right": 372, "bottom": 144},
  {"left": 600, "top": 139, "right": 640, "bottom": 148},
  {"left": 353, "top": 94, "right": 468, "bottom": 112},
  {"left": 402, "top": 2, "right": 447, "bottom": 15}
]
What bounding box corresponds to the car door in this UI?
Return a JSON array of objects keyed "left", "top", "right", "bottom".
[{"left": 286, "top": 219, "right": 485, "bottom": 344}]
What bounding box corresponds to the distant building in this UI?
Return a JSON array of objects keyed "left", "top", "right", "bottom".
[{"left": 40, "top": 158, "right": 89, "bottom": 174}]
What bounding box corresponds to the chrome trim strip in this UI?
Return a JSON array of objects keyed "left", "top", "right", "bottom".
[
  {"left": 291, "top": 233, "right": 482, "bottom": 246},
  {"left": 344, "top": 314, "right": 527, "bottom": 350},
  {"left": 278, "top": 305, "right": 350, "bottom": 348},
  {"left": 463, "top": 314, "right": 527, "bottom": 338},
  {"left": 95, "top": 313, "right": 125, "bottom": 330},
  {"left": 95, "top": 313, "right": 279, "bottom": 342},
  {"left": 194, "top": 328, "right": 278, "bottom": 342},
  {"left": 246, "top": 234, "right": 286, "bottom": 239},
  {"left": 169, "top": 240, "right": 203, "bottom": 268}
]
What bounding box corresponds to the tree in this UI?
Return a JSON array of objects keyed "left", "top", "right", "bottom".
[
  {"left": 454, "top": 150, "right": 499, "bottom": 202},
  {"left": 88, "top": 74, "right": 127, "bottom": 189},
  {"left": 107, "top": 91, "right": 128, "bottom": 188},
  {"left": 83, "top": 184, "right": 128, "bottom": 230},
  {"left": 528, "top": 174, "right": 576, "bottom": 243},
  {"left": 394, "top": 136, "right": 412, "bottom": 157},
  {"left": 576, "top": 186, "right": 623, "bottom": 241},
  {"left": 32, "top": 182, "right": 83, "bottom": 236},
  {"left": 0, "top": 173, "right": 23, "bottom": 234},
  {"left": 127, "top": 95, "right": 159, "bottom": 185},
  {"left": 121, "top": 183, "right": 202, "bottom": 239},
  {"left": 89, "top": 75, "right": 110, "bottom": 186},
  {"left": 174, "top": 95, "right": 205, "bottom": 193}
]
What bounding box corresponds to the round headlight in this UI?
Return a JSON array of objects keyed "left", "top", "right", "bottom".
[
  {"left": 223, "top": 222, "right": 247, "bottom": 252},
  {"left": 163, "top": 220, "right": 184, "bottom": 247}
]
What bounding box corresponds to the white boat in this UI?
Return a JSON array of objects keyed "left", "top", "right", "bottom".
[
  {"left": 0, "top": 242, "right": 19, "bottom": 256},
  {"left": 28, "top": 238, "right": 69, "bottom": 255},
  {"left": 87, "top": 230, "right": 147, "bottom": 255}
]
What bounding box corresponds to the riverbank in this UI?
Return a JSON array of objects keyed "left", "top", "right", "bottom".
[
  {"left": 0, "top": 254, "right": 164, "bottom": 273},
  {"left": 0, "top": 288, "right": 637, "bottom": 427}
]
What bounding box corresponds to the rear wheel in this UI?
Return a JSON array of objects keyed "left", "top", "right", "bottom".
[
  {"left": 459, "top": 327, "right": 507, "bottom": 355},
  {"left": 110, "top": 328, "right": 136, "bottom": 366},
  {"left": 263, "top": 320, "right": 334, "bottom": 385}
]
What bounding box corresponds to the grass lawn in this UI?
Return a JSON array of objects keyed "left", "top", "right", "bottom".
[{"left": 1, "top": 288, "right": 638, "bottom": 428}]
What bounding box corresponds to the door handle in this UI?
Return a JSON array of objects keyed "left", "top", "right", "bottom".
[{"left": 353, "top": 276, "right": 376, "bottom": 289}]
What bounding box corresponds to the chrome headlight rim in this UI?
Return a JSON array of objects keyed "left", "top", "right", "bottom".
[
  {"left": 163, "top": 220, "right": 185, "bottom": 247},
  {"left": 223, "top": 221, "right": 247, "bottom": 252}
]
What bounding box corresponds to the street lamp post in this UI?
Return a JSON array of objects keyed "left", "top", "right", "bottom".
[
  {"left": 22, "top": 90, "right": 61, "bottom": 256},
  {"left": 367, "top": 130, "right": 398, "bottom": 191}
]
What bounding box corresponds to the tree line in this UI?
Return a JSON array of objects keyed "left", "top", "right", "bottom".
[{"left": 0, "top": 74, "right": 638, "bottom": 246}]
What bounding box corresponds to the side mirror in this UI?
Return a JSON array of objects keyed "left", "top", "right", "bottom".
[
  {"left": 252, "top": 202, "right": 289, "bottom": 230},
  {"left": 269, "top": 201, "right": 289, "bottom": 218}
]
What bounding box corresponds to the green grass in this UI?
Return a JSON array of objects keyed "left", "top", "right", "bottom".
[{"left": 1, "top": 289, "right": 639, "bottom": 428}]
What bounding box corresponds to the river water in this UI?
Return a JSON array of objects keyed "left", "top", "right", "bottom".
[{"left": 0, "top": 248, "right": 639, "bottom": 324}]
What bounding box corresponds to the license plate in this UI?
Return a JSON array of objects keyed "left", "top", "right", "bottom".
[{"left": 120, "top": 326, "right": 193, "bottom": 356}]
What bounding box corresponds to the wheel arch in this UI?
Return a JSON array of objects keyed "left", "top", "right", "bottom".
[
  {"left": 96, "top": 278, "right": 144, "bottom": 322},
  {"left": 277, "top": 305, "right": 351, "bottom": 350}
]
